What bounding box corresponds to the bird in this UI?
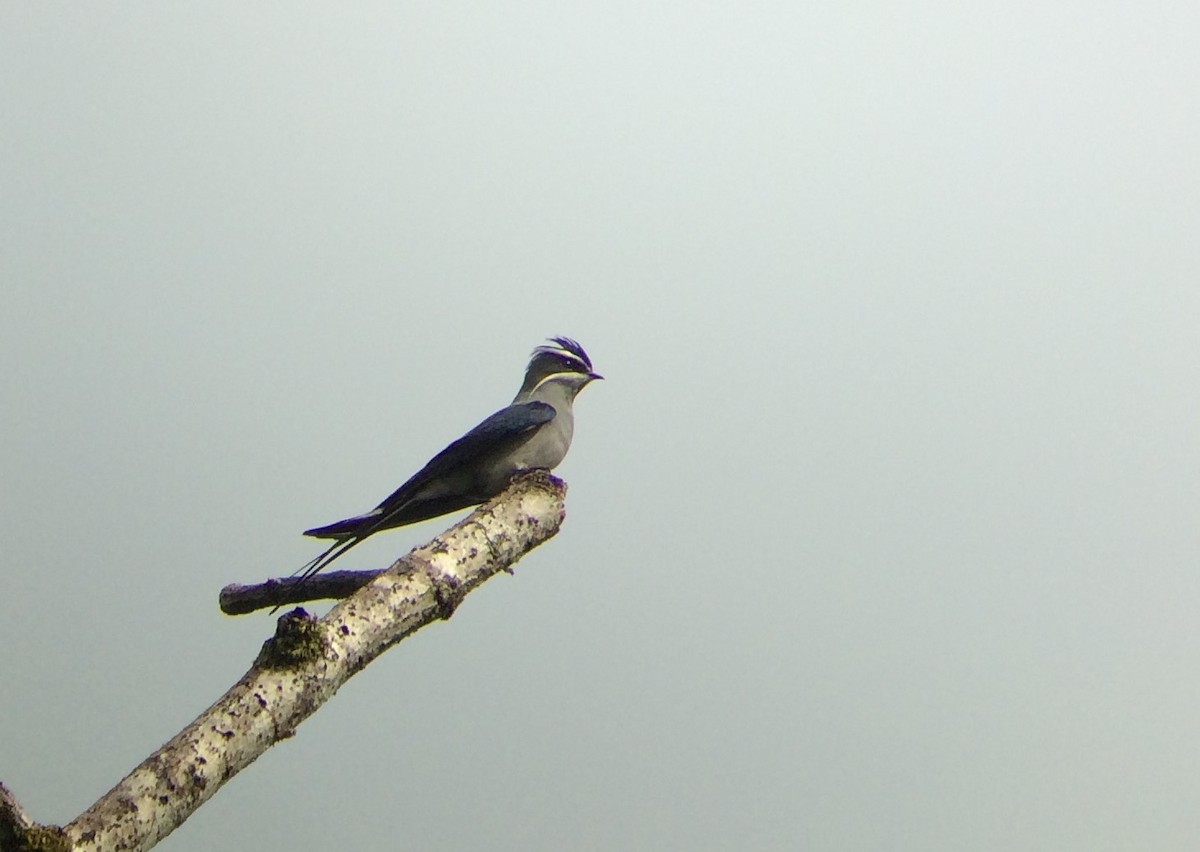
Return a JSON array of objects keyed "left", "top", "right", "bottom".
[{"left": 289, "top": 337, "right": 602, "bottom": 594}]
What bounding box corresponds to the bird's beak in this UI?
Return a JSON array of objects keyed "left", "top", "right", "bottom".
[{"left": 588, "top": 372, "right": 604, "bottom": 382}]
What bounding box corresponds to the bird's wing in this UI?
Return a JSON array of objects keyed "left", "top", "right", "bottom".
[
  {"left": 302, "top": 508, "right": 385, "bottom": 539},
  {"left": 373, "top": 400, "right": 556, "bottom": 511},
  {"left": 288, "top": 401, "right": 557, "bottom": 600},
  {"left": 303, "top": 401, "right": 556, "bottom": 539}
]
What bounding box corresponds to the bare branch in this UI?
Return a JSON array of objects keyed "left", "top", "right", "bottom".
[
  {"left": 60, "top": 471, "right": 566, "bottom": 851},
  {"left": 219, "top": 568, "right": 385, "bottom": 615},
  {"left": 0, "top": 781, "right": 33, "bottom": 836},
  {"left": 2, "top": 780, "right": 70, "bottom": 852}
]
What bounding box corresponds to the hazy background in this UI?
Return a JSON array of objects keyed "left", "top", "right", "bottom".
[{"left": 2, "top": 3, "right": 1197, "bottom": 850}]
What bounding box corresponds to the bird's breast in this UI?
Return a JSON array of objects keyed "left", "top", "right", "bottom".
[{"left": 511, "top": 415, "right": 572, "bottom": 471}]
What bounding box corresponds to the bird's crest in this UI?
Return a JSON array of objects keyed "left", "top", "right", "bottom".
[{"left": 534, "top": 336, "right": 593, "bottom": 371}]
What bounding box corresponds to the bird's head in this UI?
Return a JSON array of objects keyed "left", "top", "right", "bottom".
[{"left": 516, "top": 336, "right": 603, "bottom": 400}]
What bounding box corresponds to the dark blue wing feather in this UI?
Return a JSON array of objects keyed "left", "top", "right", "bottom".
[
  {"left": 289, "top": 401, "right": 559, "bottom": 604},
  {"left": 372, "top": 401, "right": 554, "bottom": 509},
  {"left": 302, "top": 400, "right": 556, "bottom": 548}
]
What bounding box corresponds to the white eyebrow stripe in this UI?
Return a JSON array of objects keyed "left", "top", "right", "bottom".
[{"left": 535, "top": 347, "right": 589, "bottom": 370}]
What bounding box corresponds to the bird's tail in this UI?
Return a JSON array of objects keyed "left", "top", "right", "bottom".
[{"left": 269, "top": 536, "right": 365, "bottom": 613}]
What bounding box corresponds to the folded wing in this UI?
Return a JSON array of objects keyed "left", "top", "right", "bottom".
[{"left": 304, "top": 401, "right": 557, "bottom": 540}]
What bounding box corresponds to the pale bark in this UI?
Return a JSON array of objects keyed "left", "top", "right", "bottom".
[{"left": 0, "top": 472, "right": 565, "bottom": 852}]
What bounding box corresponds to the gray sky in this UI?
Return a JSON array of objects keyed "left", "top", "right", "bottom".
[{"left": 2, "top": 3, "right": 1198, "bottom": 850}]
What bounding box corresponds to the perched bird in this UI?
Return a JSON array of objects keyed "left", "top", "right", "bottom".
[{"left": 291, "top": 337, "right": 601, "bottom": 590}]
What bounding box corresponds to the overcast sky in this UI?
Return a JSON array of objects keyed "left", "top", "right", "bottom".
[{"left": 2, "top": 3, "right": 1198, "bottom": 850}]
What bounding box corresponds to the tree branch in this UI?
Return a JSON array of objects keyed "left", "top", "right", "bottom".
[
  {"left": 219, "top": 568, "right": 385, "bottom": 614},
  {"left": 2, "top": 780, "right": 69, "bottom": 852},
  {"left": 0, "top": 781, "right": 32, "bottom": 836},
  {"left": 45, "top": 471, "right": 566, "bottom": 851}
]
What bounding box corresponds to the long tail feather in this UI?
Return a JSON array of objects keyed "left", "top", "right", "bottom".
[{"left": 270, "top": 536, "right": 369, "bottom": 613}]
